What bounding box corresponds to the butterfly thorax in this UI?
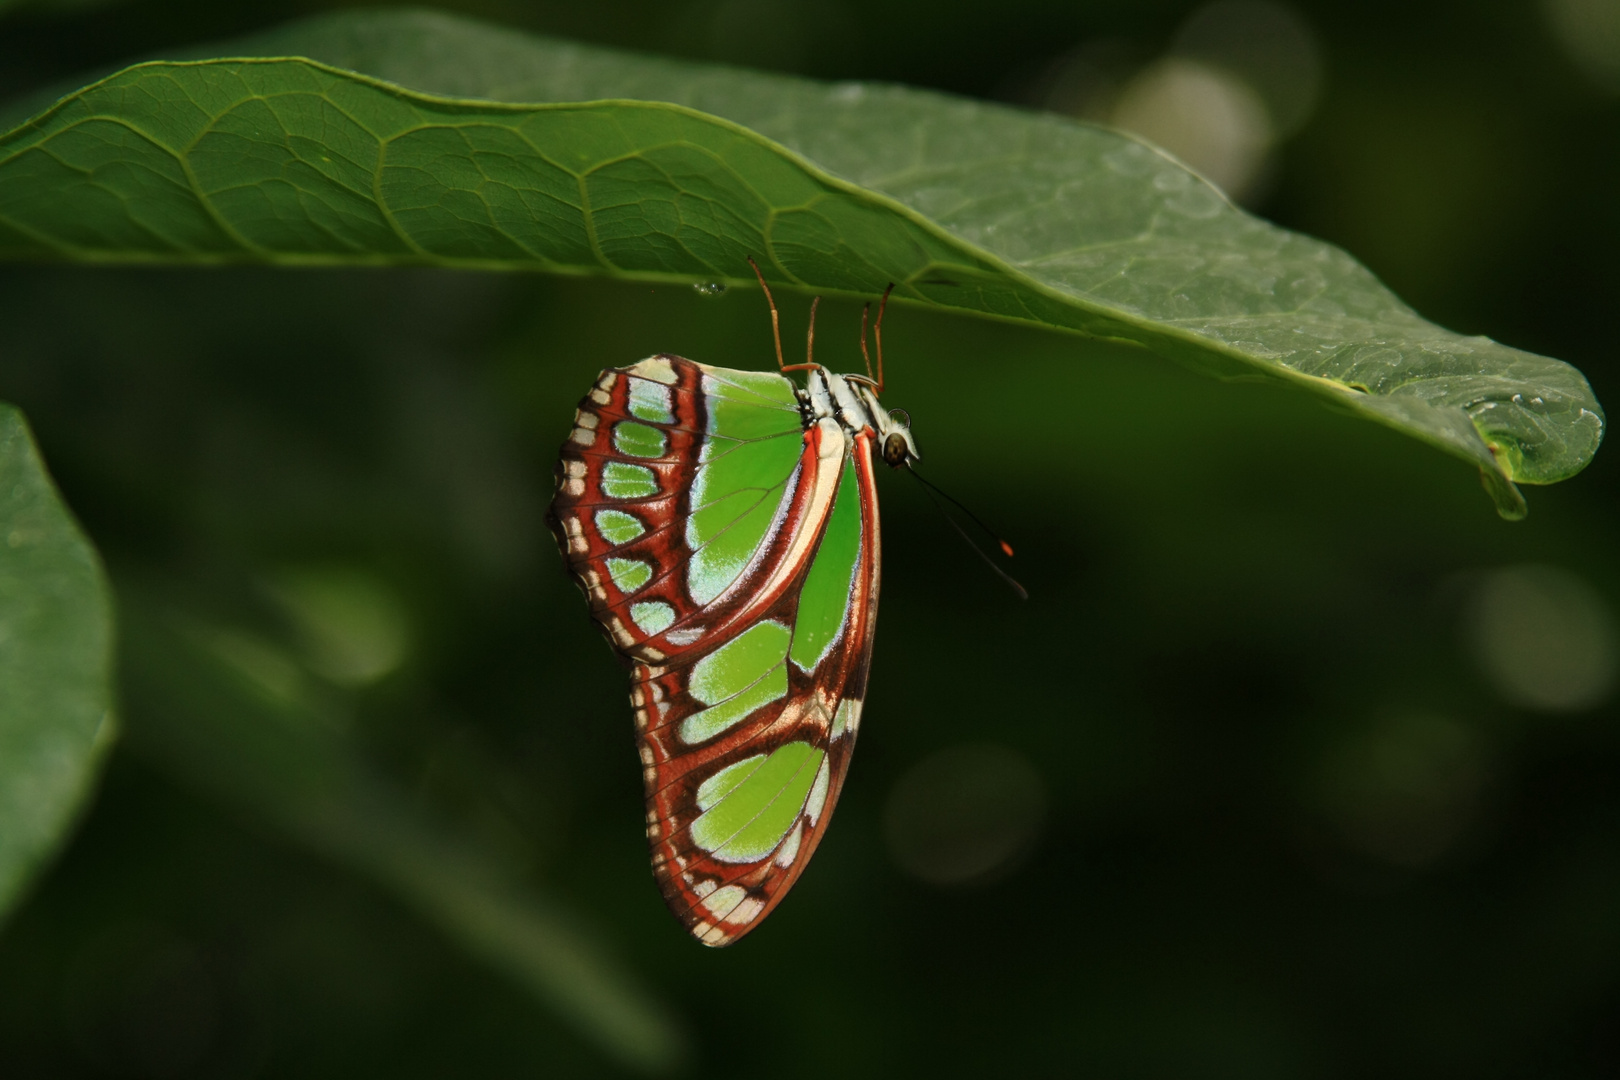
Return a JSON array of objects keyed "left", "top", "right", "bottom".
[{"left": 797, "top": 366, "right": 920, "bottom": 470}]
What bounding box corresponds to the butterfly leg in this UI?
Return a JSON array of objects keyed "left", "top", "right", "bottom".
[
  {"left": 872, "top": 282, "right": 894, "bottom": 393},
  {"left": 746, "top": 256, "right": 787, "bottom": 371},
  {"left": 803, "top": 296, "right": 820, "bottom": 369}
]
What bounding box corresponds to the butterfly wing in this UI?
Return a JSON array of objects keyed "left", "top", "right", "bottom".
[{"left": 548, "top": 355, "right": 881, "bottom": 945}]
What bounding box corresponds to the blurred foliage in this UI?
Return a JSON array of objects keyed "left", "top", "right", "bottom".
[
  {"left": 0, "top": 1, "right": 1617, "bottom": 1078},
  {"left": 0, "top": 408, "right": 112, "bottom": 921},
  {"left": 115, "top": 592, "right": 683, "bottom": 1070}
]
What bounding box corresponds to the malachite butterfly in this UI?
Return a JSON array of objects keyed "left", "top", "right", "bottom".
[{"left": 547, "top": 270, "right": 917, "bottom": 946}]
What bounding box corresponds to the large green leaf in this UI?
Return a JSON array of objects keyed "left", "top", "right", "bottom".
[
  {"left": 0, "top": 10, "right": 1603, "bottom": 516},
  {"left": 0, "top": 404, "right": 114, "bottom": 921},
  {"left": 116, "top": 594, "right": 684, "bottom": 1073}
]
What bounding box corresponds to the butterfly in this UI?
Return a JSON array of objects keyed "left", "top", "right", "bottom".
[{"left": 547, "top": 263, "right": 916, "bottom": 946}]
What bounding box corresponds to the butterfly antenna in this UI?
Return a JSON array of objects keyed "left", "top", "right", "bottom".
[
  {"left": 747, "top": 256, "right": 786, "bottom": 371},
  {"left": 910, "top": 467, "right": 1018, "bottom": 558},
  {"left": 908, "top": 468, "right": 1028, "bottom": 600}
]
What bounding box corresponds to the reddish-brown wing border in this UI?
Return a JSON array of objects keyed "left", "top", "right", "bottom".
[{"left": 548, "top": 358, "right": 883, "bottom": 946}]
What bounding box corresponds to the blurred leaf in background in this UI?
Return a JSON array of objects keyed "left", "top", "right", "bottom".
[
  {"left": 0, "top": 408, "right": 114, "bottom": 923},
  {"left": 0, "top": 1, "right": 1616, "bottom": 1078}
]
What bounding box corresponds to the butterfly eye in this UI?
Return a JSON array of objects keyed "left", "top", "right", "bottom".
[{"left": 883, "top": 432, "right": 911, "bottom": 468}]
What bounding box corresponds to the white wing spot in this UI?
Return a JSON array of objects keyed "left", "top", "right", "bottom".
[
  {"left": 632, "top": 357, "right": 679, "bottom": 385},
  {"left": 832, "top": 698, "right": 863, "bottom": 740},
  {"left": 631, "top": 601, "right": 677, "bottom": 636},
  {"left": 627, "top": 377, "right": 677, "bottom": 423},
  {"left": 805, "top": 757, "right": 832, "bottom": 825},
  {"left": 775, "top": 821, "right": 803, "bottom": 867},
  {"left": 701, "top": 884, "right": 749, "bottom": 917}
]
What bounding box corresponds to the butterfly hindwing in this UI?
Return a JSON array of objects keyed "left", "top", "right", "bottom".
[
  {"left": 549, "top": 354, "right": 882, "bottom": 945},
  {"left": 640, "top": 451, "right": 878, "bottom": 944}
]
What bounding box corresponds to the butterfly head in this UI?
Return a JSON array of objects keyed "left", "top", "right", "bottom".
[
  {"left": 882, "top": 431, "right": 915, "bottom": 468},
  {"left": 866, "top": 395, "right": 919, "bottom": 470}
]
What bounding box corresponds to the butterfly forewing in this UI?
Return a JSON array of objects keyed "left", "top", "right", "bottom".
[{"left": 549, "top": 354, "right": 881, "bottom": 946}]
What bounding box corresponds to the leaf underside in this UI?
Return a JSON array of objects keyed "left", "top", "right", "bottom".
[
  {"left": 0, "top": 405, "right": 114, "bottom": 923},
  {"left": 0, "top": 9, "right": 1604, "bottom": 516}
]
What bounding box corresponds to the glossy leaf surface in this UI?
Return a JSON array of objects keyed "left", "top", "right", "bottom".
[{"left": 0, "top": 10, "right": 1602, "bottom": 516}]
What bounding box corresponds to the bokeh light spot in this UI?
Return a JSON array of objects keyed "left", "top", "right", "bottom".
[
  {"left": 883, "top": 743, "right": 1045, "bottom": 887},
  {"left": 1108, "top": 58, "right": 1273, "bottom": 201},
  {"left": 1543, "top": 0, "right": 1620, "bottom": 92},
  {"left": 1172, "top": 0, "right": 1324, "bottom": 136},
  {"left": 1315, "top": 712, "right": 1487, "bottom": 867},
  {"left": 1467, "top": 564, "right": 1618, "bottom": 712},
  {"left": 1037, "top": 2, "right": 1320, "bottom": 203},
  {"left": 263, "top": 566, "right": 411, "bottom": 687}
]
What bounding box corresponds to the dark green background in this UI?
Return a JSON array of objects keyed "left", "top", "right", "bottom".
[{"left": 1, "top": 1, "right": 1617, "bottom": 1076}]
